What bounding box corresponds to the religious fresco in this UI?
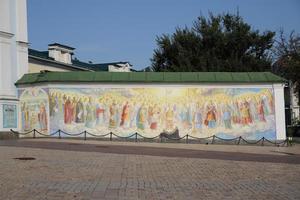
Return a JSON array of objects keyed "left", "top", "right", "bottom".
[
  {"left": 19, "top": 88, "right": 49, "bottom": 133},
  {"left": 48, "top": 87, "right": 276, "bottom": 140}
]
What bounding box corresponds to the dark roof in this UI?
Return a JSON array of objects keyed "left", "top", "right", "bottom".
[
  {"left": 29, "top": 49, "right": 52, "bottom": 60},
  {"left": 28, "top": 48, "right": 133, "bottom": 71},
  {"left": 15, "top": 71, "right": 285, "bottom": 85},
  {"left": 48, "top": 43, "right": 75, "bottom": 50}
]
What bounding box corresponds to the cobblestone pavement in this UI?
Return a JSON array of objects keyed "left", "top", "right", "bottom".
[{"left": 0, "top": 139, "right": 299, "bottom": 200}]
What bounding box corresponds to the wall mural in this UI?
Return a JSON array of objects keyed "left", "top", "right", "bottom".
[
  {"left": 19, "top": 88, "right": 49, "bottom": 133},
  {"left": 42, "top": 87, "right": 276, "bottom": 140}
]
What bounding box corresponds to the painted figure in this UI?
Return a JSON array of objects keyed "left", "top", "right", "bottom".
[
  {"left": 205, "top": 104, "right": 217, "bottom": 128},
  {"left": 120, "top": 101, "right": 130, "bottom": 128},
  {"left": 85, "top": 97, "right": 96, "bottom": 128},
  {"left": 75, "top": 98, "right": 84, "bottom": 123},
  {"left": 109, "top": 102, "right": 117, "bottom": 128},
  {"left": 222, "top": 105, "right": 232, "bottom": 129},
  {"left": 165, "top": 106, "right": 174, "bottom": 130},
  {"left": 64, "top": 97, "right": 73, "bottom": 124},
  {"left": 257, "top": 99, "right": 266, "bottom": 122},
  {"left": 38, "top": 103, "right": 47, "bottom": 131},
  {"left": 240, "top": 100, "right": 252, "bottom": 125},
  {"left": 193, "top": 105, "right": 202, "bottom": 131},
  {"left": 136, "top": 105, "right": 146, "bottom": 130},
  {"left": 22, "top": 102, "right": 30, "bottom": 131}
]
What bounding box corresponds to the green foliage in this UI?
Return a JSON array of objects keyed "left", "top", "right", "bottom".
[
  {"left": 151, "top": 13, "right": 275, "bottom": 72},
  {"left": 273, "top": 30, "right": 300, "bottom": 104}
]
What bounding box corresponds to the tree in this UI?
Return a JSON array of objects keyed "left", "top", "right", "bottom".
[
  {"left": 272, "top": 30, "right": 300, "bottom": 105},
  {"left": 151, "top": 13, "right": 275, "bottom": 72}
]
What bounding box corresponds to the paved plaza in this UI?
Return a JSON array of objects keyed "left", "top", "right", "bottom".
[{"left": 0, "top": 139, "right": 300, "bottom": 200}]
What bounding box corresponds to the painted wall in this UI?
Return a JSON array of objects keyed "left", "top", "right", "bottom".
[{"left": 18, "top": 84, "right": 283, "bottom": 140}]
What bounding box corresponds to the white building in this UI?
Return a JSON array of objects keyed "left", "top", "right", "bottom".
[
  {"left": 29, "top": 43, "right": 134, "bottom": 73},
  {"left": 0, "top": 0, "right": 28, "bottom": 136}
]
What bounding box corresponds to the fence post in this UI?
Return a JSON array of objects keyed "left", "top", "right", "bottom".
[
  {"left": 110, "top": 132, "right": 112, "bottom": 141},
  {"left": 33, "top": 129, "right": 36, "bottom": 138},
  {"left": 135, "top": 132, "right": 138, "bottom": 142},
  {"left": 211, "top": 135, "right": 215, "bottom": 144},
  {"left": 261, "top": 137, "right": 265, "bottom": 146},
  {"left": 84, "top": 131, "right": 87, "bottom": 141},
  {"left": 58, "top": 129, "right": 61, "bottom": 139},
  {"left": 186, "top": 134, "right": 189, "bottom": 144}
]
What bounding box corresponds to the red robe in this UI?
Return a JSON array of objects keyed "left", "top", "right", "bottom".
[{"left": 64, "top": 100, "right": 73, "bottom": 124}]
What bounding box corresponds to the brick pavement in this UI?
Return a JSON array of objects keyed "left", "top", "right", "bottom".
[{"left": 0, "top": 139, "right": 299, "bottom": 200}]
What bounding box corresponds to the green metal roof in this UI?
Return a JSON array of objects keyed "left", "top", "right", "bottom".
[{"left": 15, "top": 71, "right": 285, "bottom": 86}]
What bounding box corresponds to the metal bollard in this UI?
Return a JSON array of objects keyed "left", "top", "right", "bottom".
[
  {"left": 110, "top": 132, "right": 112, "bottom": 141},
  {"left": 186, "top": 134, "right": 189, "bottom": 144},
  {"left": 58, "top": 129, "right": 61, "bottom": 139},
  {"left": 135, "top": 132, "right": 138, "bottom": 142},
  {"left": 211, "top": 135, "right": 215, "bottom": 144},
  {"left": 237, "top": 136, "right": 241, "bottom": 145},
  {"left": 84, "top": 131, "right": 87, "bottom": 141},
  {"left": 33, "top": 129, "right": 36, "bottom": 138}
]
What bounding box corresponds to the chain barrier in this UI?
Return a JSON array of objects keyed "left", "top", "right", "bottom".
[
  {"left": 10, "top": 129, "right": 33, "bottom": 136},
  {"left": 9, "top": 129, "right": 289, "bottom": 146},
  {"left": 85, "top": 131, "right": 111, "bottom": 138},
  {"left": 34, "top": 129, "right": 59, "bottom": 137}
]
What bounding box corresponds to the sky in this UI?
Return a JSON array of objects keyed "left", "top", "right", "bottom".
[{"left": 27, "top": 0, "right": 300, "bottom": 70}]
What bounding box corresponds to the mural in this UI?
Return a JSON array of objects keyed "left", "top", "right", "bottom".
[
  {"left": 19, "top": 88, "right": 49, "bottom": 133},
  {"left": 45, "top": 87, "right": 276, "bottom": 140}
]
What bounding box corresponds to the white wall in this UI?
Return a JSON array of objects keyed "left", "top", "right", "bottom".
[{"left": 273, "top": 83, "right": 286, "bottom": 140}]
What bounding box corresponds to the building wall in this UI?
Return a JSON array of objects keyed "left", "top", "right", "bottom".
[
  {"left": 0, "top": 0, "right": 28, "bottom": 133},
  {"left": 17, "top": 83, "right": 286, "bottom": 140}
]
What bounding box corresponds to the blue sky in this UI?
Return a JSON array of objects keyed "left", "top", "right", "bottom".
[{"left": 28, "top": 0, "right": 300, "bottom": 70}]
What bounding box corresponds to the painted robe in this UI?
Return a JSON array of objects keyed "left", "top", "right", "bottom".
[
  {"left": 38, "top": 104, "right": 47, "bottom": 131},
  {"left": 75, "top": 100, "right": 84, "bottom": 123},
  {"left": 205, "top": 105, "right": 217, "bottom": 128},
  {"left": 109, "top": 104, "right": 117, "bottom": 128},
  {"left": 240, "top": 101, "right": 252, "bottom": 125},
  {"left": 165, "top": 108, "right": 174, "bottom": 130},
  {"left": 22, "top": 104, "right": 30, "bottom": 131},
  {"left": 85, "top": 102, "right": 96, "bottom": 128},
  {"left": 64, "top": 99, "right": 73, "bottom": 124},
  {"left": 193, "top": 109, "right": 202, "bottom": 130},
  {"left": 120, "top": 103, "right": 130, "bottom": 128},
  {"left": 96, "top": 103, "right": 105, "bottom": 125},
  {"left": 257, "top": 100, "right": 266, "bottom": 122},
  {"left": 136, "top": 107, "right": 146, "bottom": 130},
  {"left": 222, "top": 107, "right": 232, "bottom": 129}
]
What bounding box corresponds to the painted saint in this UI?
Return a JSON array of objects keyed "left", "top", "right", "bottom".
[
  {"left": 120, "top": 101, "right": 130, "bottom": 128},
  {"left": 136, "top": 105, "right": 146, "bottom": 130},
  {"left": 165, "top": 106, "right": 174, "bottom": 130},
  {"left": 240, "top": 100, "right": 252, "bottom": 125},
  {"left": 75, "top": 98, "right": 84, "bottom": 123},
  {"left": 64, "top": 97, "right": 73, "bottom": 124},
  {"left": 205, "top": 103, "right": 217, "bottom": 128},
  {"left": 85, "top": 97, "right": 96, "bottom": 128},
  {"left": 109, "top": 102, "right": 117, "bottom": 128},
  {"left": 222, "top": 105, "right": 232, "bottom": 129},
  {"left": 38, "top": 103, "right": 48, "bottom": 131}
]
